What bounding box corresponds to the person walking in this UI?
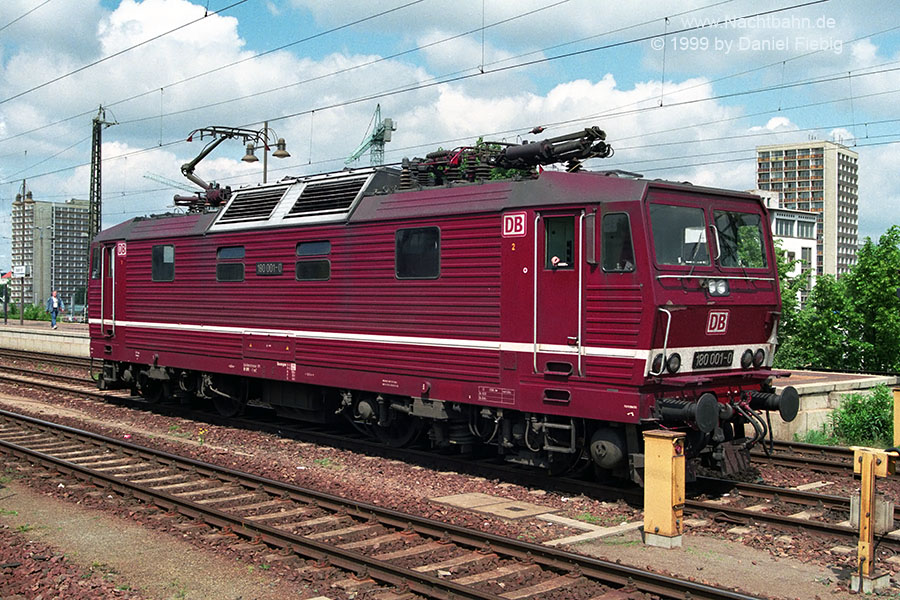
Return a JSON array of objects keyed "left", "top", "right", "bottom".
[{"left": 46, "top": 290, "right": 65, "bottom": 329}]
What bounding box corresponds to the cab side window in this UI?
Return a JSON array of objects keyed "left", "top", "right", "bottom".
[
  {"left": 544, "top": 217, "right": 574, "bottom": 269},
  {"left": 90, "top": 249, "right": 101, "bottom": 279},
  {"left": 602, "top": 213, "right": 635, "bottom": 272}
]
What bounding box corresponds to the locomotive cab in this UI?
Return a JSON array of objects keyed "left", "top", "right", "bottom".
[{"left": 633, "top": 187, "right": 798, "bottom": 479}]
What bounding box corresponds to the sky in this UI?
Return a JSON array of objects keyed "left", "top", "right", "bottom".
[{"left": 1, "top": 0, "right": 899, "bottom": 268}]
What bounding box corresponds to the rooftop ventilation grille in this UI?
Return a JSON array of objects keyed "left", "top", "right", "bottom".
[
  {"left": 286, "top": 177, "right": 367, "bottom": 218},
  {"left": 218, "top": 185, "right": 289, "bottom": 223}
]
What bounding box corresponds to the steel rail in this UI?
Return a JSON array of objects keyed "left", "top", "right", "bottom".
[
  {"left": 705, "top": 477, "right": 900, "bottom": 522},
  {"left": 0, "top": 348, "right": 92, "bottom": 370},
  {"left": 0, "top": 409, "right": 761, "bottom": 600}
]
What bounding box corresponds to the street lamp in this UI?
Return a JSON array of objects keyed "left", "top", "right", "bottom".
[
  {"left": 178, "top": 124, "right": 291, "bottom": 210},
  {"left": 239, "top": 121, "right": 290, "bottom": 184}
]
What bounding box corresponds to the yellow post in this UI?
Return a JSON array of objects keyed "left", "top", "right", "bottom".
[
  {"left": 856, "top": 450, "right": 876, "bottom": 580},
  {"left": 893, "top": 388, "right": 899, "bottom": 448},
  {"left": 850, "top": 447, "right": 898, "bottom": 593},
  {"left": 642, "top": 430, "right": 685, "bottom": 548}
]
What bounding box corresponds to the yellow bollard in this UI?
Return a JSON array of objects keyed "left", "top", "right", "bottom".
[
  {"left": 642, "top": 430, "right": 685, "bottom": 548},
  {"left": 893, "top": 388, "right": 899, "bottom": 448},
  {"left": 850, "top": 447, "right": 898, "bottom": 593}
]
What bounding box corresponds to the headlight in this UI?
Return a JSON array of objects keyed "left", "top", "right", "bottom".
[
  {"left": 706, "top": 279, "right": 730, "bottom": 296},
  {"left": 741, "top": 349, "right": 753, "bottom": 369},
  {"left": 666, "top": 353, "right": 682, "bottom": 374},
  {"left": 753, "top": 348, "right": 766, "bottom": 367},
  {"left": 652, "top": 353, "right": 664, "bottom": 374}
]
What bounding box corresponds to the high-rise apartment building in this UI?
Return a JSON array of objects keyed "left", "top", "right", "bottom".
[
  {"left": 11, "top": 194, "right": 90, "bottom": 310},
  {"left": 755, "top": 140, "right": 859, "bottom": 277}
]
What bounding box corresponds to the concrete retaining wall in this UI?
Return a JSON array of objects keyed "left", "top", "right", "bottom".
[
  {"left": 771, "top": 374, "right": 899, "bottom": 440},
  {"left": 0, "top": 324, "right": 89, "bottom": 358}
]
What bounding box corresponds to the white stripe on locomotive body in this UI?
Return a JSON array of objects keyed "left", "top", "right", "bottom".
[
  {"left": 90, "top": 319, "right": 775, "bottom": 378},
  {"left": 89, "top": 318, "right": 650, "bottom": 360}
]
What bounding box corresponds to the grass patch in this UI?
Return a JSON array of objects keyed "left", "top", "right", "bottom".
[
  {"left": 572, "top": 512, "right": 622, "bottom": 527},
  {"left": 795, "top": 385, "right": 894, "bottom": 447}
]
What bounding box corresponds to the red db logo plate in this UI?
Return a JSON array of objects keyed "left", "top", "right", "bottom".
[
  {"left": 706, "top": 310, "right": 729, "bottom": 335},
  {"left": 502, "top": 212, "right": 527, "bottom": 238}
]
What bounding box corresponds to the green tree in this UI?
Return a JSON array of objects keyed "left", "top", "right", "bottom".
[
  {"left": 776, "top": 275, "right": 850, "bottom": 368},
  {"left": 775, "top": 226, "right": 900, "bottom": 372},
  {"left": 841, "top": 225, "right": 900, "bottom": 372}
]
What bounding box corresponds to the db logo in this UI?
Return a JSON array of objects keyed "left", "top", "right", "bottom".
[
  {"left": 502, "top": 212, "right": 527, "bottom": 238},
  {"left": 116, "top": 242, "right": 127, "bottom": 257},
  {"left": 706, "top": 310, "right": 729, "bottom": 335}
]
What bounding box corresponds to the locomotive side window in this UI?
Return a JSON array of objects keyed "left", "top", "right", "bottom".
[
  {"left": 544, "top": 217, "right": 574, "bottom": 269},
  {"left": 714, "top": 211, "right": 768, "bottom": 268},
  {"left": 396, "top": 227, "right": 440, "bottom": 279},
  {"left": 296, "top": 240, "right": 331, "bottom": 281},
  {"left": 296, "top": 260, "right": 330, "bottom": 281},
  {"left": 650, "top": 204, "right": 709, "bottom": 266},
  {"left": 217, "top": 246, "right": 245, "bottom": 260},
  {"left": 296, "top": 241, "right": 331, "bottom": 256},
  {"left": 601, "top": 213, "right": 635, "bottom": 272},
  {"left": 216, "top": 246, "right": 245, "bottom": 282},
  {"left": 151, "top": 244, "right": 175, "bottom": 281}
]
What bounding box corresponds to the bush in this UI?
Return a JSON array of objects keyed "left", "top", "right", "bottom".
[
  {"left": 829, "top": 385, "right": 894, "bottom": 447},
  {"left": 3, "top": 303, "right": 49, "bottom": 321},
  {"left": 25, "top": 304, "right": 50, "bottom": 321}
]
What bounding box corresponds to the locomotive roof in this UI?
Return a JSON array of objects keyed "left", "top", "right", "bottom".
[{"left": 93, "top": 168, "right": 763, "bottom": 243}]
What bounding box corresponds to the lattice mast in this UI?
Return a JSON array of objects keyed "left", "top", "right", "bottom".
[{"left": 88, "top": 106, "right": 115, "bottom": 240}]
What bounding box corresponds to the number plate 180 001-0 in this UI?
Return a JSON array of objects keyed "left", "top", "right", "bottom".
[{"left": 692, "top": 349, "right": 733, "bottom": 370}]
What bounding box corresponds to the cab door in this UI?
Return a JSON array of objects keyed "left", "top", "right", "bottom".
[
  {"left": 534, "top": 212, "right": 584, "bottom": 376},
  {"left": 100, "top": 243, "right": 117, "bottom": 337}
]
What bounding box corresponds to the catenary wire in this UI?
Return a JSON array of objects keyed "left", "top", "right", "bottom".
[
  {"left": 0, "top": 0, "right": 54, "bottom": 34},
  {"left": 0, "top": 0, "right": 251, "bottom": 106}
]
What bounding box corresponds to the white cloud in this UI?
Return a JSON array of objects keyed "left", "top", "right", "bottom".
[
  {"left": 857, "top": 142, "right": 900, "bottom": 242},
  {"left": 749, "top": 117, "right": 798, "bottom": 133}
]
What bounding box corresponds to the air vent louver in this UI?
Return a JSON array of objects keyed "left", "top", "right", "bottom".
[
  {"left": 218, "top": 185, "right": 289, "bottom": 223},
  {"left": 287, "top": 177, "right": 367, "bottom": 217}
]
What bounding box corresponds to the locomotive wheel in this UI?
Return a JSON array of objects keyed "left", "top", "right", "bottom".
[
  {"left": 213, "top": 394, "right": 246, "bottom": 418},
  {"left": 373, "top": 413, "right": 424, "bottom": 448},
  {"left": 138, "top": 371, "right": 167, "bottom": 404}
]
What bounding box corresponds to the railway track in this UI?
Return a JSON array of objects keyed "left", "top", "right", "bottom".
[
  {"left": 3, "top": 358, "right": 897, "bottom": 555},
  {"left": 0, "top": 409, "right": 760, "bottom": 600},
  {"left": 0, "top": 348, "right": 92, "bottom": 371},
  {"left": 750, "top": 440, "right": 853, "bottom": 472}
]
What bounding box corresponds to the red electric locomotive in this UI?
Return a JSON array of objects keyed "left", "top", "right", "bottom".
[{"left": 89, "top": 126, "right": 798, "bottom": 483}]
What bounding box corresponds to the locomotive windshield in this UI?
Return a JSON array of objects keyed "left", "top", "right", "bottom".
[
  {"left": 649, "top": 204, "right": 709, "bottom": 266},
  {"left": 713, "top": 210, "right": 768, "bottom": 269}
]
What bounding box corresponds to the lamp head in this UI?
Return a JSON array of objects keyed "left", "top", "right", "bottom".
[
  {"left": 272, "top": 138, "right": 290, "bottom": 159},
  {"left": 242, "top": 143, "right": 259, "bottom": 163}
]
